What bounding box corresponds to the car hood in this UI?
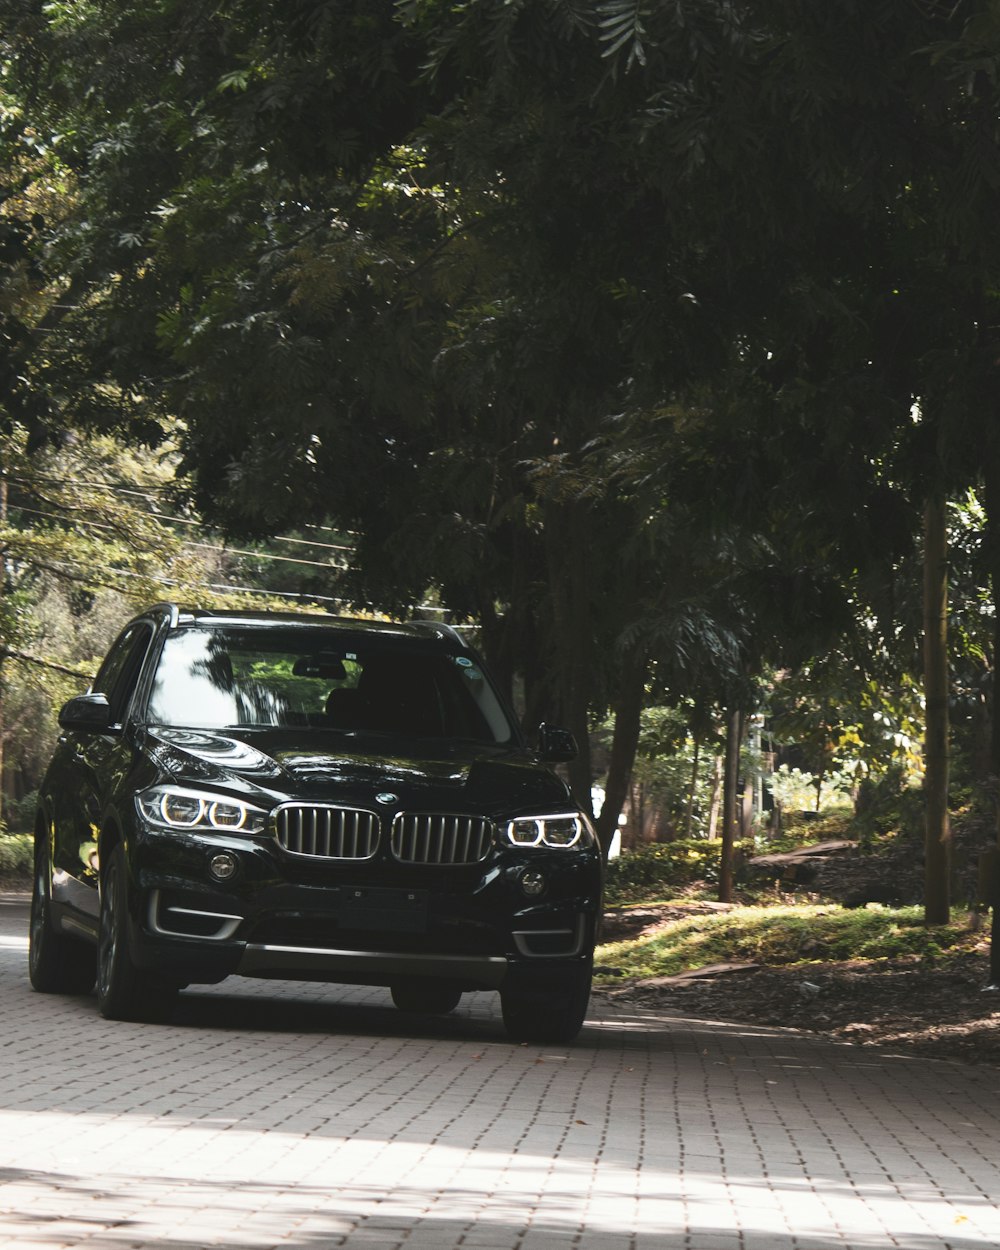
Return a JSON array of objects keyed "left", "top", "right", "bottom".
[{"left": 142, "top": 726, "right": 572, "bottom": 817}]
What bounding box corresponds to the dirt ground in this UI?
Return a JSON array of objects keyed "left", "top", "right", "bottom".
[{"left": 596, "top": 904, "right": 1000, "bottom": 1066}]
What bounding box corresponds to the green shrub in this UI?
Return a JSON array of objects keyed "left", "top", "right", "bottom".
[
  {"left": 779, "top": 810, "right": 855, "bottom": 841},
  {"left": 0, "top": 832, "right": 33, "bottom": 880},
  {"left": 605, "top": 838, "right": 756, "bottom": 904},
  {"left": 1, "top": 791, "right": 38, "bottom": 835}
]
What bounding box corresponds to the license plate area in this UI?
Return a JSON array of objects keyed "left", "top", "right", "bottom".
[{"left": 341, "top": 886, "right": 429, "bottom": 933}]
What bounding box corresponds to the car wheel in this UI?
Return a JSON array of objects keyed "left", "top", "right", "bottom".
[
  {"left": 500, "top": 965, "right": 592, "bottom": 1044},
  {"left": 28, "top": 836, "right": 96, "bottom": 995},
  {"left": 97, "top": 844, "right": 178, "bottom": 1022},
  {"left": 390, "top": 980, "right": 463, "bottom": 1014}
]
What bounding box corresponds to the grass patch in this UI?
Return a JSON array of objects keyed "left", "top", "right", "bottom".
[{"left": 595, "top": 903, "right": 976, "bottom": 983}]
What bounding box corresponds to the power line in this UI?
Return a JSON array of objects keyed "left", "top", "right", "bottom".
[
  {"left": 9, "top": 488, "right": 471, "bottom": 622},
  {"left": 90, "top": 566, "right": 465, "bottom": 620},
  {"left": 5, "top": 477, "right": 356, "bottom": 553},
  {"left": 44, "top": 561, "right": 355, "bottom": 607},
  {"left": 184, "top": 541, "right": 348, "bottom": 571},
  {"left": 8, "top": 506, "right": 349, "bottom": 571}
]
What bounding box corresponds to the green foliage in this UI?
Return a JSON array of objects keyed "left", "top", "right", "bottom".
[
  {"left": 850, "top": 771, "right": 926, "bottom": 851},
  {"left": 0, "top": 427, "right": 316, "bottom": 809},
  {"left": 1, "top": 791, "right": 36, "bottom": 835},
  {"left": 0, "top": 832, "right": 31, "bottom": 879},
  {"left": 6, "top": 0, "right": 1000, "bottom": 894},
  {"left": 769, "top": 764, "right": 855, "bottom": 814},
  {"left": 597, "top": 704, "right": 723, "bottom": 840},
  {"left": 768, "top": 658, "right": 925, "bottom": 796},
  {"left": 605, "top": 838, "right": 756, "bottom": 905},
  {"left": 778, "top": 810, "right": 855, "bottom": 843},
  {"left": 0, "top": 429, "right": 195, "bottom": 610},
  {"left": 596, "top": 904, "right": 974, "bottom": 983}
]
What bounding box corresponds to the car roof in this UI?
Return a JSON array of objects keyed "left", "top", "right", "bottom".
[{"left": 145, "top": 603, "right": 469, "bottom": 648}]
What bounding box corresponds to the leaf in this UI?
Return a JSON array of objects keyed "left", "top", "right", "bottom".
[
  {"left": 597, "top": 0, "right": 648, "bottom": 68},
  {"left": 216, "top": 69, "right": 251, "bottom": 94}
]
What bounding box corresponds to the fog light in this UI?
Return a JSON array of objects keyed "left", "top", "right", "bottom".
[
  {"left": 520, "top": 869, "right": 546, "bottom": 898},
  {"left": 209, "top": 852, "right": 238, "bottom": 881}
]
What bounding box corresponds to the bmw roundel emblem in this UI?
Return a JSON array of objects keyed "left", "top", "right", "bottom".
[{"left": 376, "top": 792, "right": 399, "bottom": 806}]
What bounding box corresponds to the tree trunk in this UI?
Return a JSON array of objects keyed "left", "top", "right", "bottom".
[
  {"left": 983, "top": 456, "right": 1000, "bottom": 811},
  {"left": 542, "top": 500, "right": 595, "bottom": 816},
  {"left": 983, "top": 455, "right": 1000, "bottom": 977},
  {"left": 0, "top": 657, "right": 5, "bottom": 826},
  {"left": 632, "top": 780, "right": 644, "bottom": 847},
  {"left": 719, "top": 706, "right": 742, "bottom": 903},
  {"left": 923, "top": 490, "right": 951, "bottom": 925},
  {"left": 707, "top": 752, "right": 722, "bottom": 839},
  {"left": 594, "top": 654, "right": 646, "bottom": 861},
  {"left": 741, "top": 765, "right": 754, "bottom": 834},
  {"left": 0, "top": 474, "right": 6, "bottom": 824},
  {"left": 683, "top": 737, "right": 701, "bottom": 838}
]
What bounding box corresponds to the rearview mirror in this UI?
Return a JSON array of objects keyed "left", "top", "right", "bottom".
[
  {"left": 537, "top": 723, "right": 577, "bottom": 762},
  {"left": 58, "top": 693, "right": 114, "bottom": 733},
  {"left": 292, "top": 654, "right": 348, "bottom": 680}
]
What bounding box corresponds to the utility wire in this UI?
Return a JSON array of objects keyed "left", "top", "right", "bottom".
[
  {"left": 4, "top": 474, "right": 356, "bottom": 541},
  {"left": 9, "top": 489, "right": 462, "bottom": 619},
  {"left": 8, "top": 506, "right": 349, "bottom": 571},
  {"left": 5, "top": 482, "right": 355, "bottom": 553},
  {"left": 72, "top": 563, "right": 459, "bottom": 618}
]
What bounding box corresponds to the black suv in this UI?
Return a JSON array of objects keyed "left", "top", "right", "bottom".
[{"left": 29, "top": 605, "right": 602, "bottom": 1042}]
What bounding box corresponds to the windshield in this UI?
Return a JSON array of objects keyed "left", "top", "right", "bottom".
[{"left": 145, "top": 626, "right": 515, "bottom": 745}]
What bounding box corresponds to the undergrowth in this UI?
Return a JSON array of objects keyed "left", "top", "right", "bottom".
[
  {"left": 594, "top": 904, "right": 978, "bottom": 984},
  {"left": 604, "top": 839, "right": 757, "bottom": 904},
  {"left": 0, "top": 833, "right": 32, "bottom": 880}
]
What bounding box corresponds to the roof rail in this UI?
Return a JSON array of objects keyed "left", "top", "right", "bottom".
[
  {"left": 147, "top": 602, "right": 181, "bottom": 627},
  {"left": 412, "top": 619, "right": 468, "bottom": 647}
]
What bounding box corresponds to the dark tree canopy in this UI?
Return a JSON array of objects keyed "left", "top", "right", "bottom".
[{"left": 6, "top": 0, "right": 1000, "bottom": 872}]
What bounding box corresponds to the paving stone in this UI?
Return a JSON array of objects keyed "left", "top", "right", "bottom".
[{"left": 3, "top": 891, "right": 1000, "bottom": 1250}]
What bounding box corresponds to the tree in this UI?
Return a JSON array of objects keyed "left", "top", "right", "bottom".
[
  {"left": 1, "top": 0, "right": 700, "bottom": 843},
  {"left": 10, "top": 0, "right": 1000, "bottom": 902}
]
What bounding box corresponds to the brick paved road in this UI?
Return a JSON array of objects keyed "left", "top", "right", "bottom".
[{"left": 2, "top": 891, "right": 1000, "bottom": 1250}]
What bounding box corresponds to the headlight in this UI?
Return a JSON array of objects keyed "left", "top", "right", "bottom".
[
  {"left": 136, "top": 786, "right": 268, "bottom": 835},
  {"left": 504, "top": 812, "right": 593, "bottom": 850}
]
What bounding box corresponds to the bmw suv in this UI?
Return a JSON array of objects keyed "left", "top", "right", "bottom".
[{"left": 29, "top": 605, "right": 603, "bottom": 1042}]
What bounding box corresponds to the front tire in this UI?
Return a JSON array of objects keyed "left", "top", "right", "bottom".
[
  {"left": 28, "top": 834, "right": 96, "bottom": 995},
  {"left": 500, "top": 964, "right": 592, "bottom": 1044},
  {"left": 97, "top": 844, "right": 178, "bottom": 1022}
]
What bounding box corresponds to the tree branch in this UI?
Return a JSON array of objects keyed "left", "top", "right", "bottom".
[{"left": 0, "top": 647, "right": 95, "bottom": 680}]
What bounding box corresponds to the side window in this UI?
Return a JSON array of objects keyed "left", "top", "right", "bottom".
[{"left": 92, "top": 624, "right": 153, "bottom": 724}]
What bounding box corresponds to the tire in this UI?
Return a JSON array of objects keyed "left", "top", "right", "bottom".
[
  {"left": 28, "top": 835, "right": 96, "bottom": 996},
  {"left": 97, "top": 844, "right": 178, "bottom": 1022},
  {"left": 500, "top": 965, "right": 592, "bottom": 1044},
  {"left": 390, "top": 980, "right": 463, "bottom": 1014}
]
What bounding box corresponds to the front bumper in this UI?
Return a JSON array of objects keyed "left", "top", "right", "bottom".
[
  {"left": 236, "top": 942, "right": 510, "bottom": 987},
  {"left": 126, "top": 824, "right": 602, "bottom": 991}
]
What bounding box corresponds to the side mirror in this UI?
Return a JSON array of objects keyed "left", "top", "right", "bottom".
[
  {"left": 537, "top": 723, "right": 577, "bottom": 763},
  {"left": 59, "top": 693, "right": 114, "bottom": 733}
]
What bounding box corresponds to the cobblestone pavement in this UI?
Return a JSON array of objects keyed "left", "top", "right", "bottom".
[{"left": 2, "top": 891, "right": 1000, "bottom": 1250}]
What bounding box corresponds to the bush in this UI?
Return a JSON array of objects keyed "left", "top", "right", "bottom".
[
  {"left": 779, "top": 810, "right": 855, "bottom": 842},
  {"left": 2, "top": 791, "right": 38, "bottom": 835},
  {"left": 0, "top": 832, "right": 33, "bottom": 880},
  {"left": 605, "top": 838, "right": 757, "bottom": 904}
]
